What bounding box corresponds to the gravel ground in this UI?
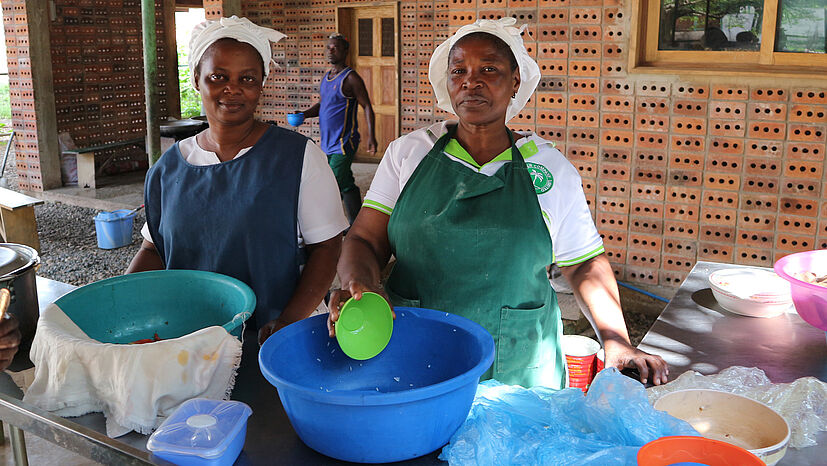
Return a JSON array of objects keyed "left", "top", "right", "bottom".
[
  {"left": 35, "top": 202, "right": 145, "bottom": 286},
  {"left": 0, "top": 134, "right": 144, "bottom": 286},
  {"left": 624, "top": 306, "right": 660, "bottom": 347}
]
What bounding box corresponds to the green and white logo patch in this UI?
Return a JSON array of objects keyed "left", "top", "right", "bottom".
[{"left": 526, "top": 162, "right": 554, "bottom": 194}]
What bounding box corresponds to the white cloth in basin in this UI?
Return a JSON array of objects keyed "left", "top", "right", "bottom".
[{"left": 24, "top": 303, "right": 242, "bottom": 437}]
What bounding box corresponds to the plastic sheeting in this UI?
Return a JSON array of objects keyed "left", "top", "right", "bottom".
[
  {"left": 439, "top": 368, "right": 698, "bottom": 465},
  {"left": 647, "top": 366, "right": 827, "bottom": 449}
]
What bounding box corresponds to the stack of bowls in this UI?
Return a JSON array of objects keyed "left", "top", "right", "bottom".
[
  {"left": 638, "top": 436, "right": 764, "bottom": 466},
  {"left": 653, "top": 389, "right": 790, "bottom": 465},
  {"left": 708, "top": 268, "right": 792, "bottom": 318}
]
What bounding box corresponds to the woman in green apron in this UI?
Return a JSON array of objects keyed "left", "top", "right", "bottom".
[{"left": 328, "top": 18, "right": 668, "bottom": 388}]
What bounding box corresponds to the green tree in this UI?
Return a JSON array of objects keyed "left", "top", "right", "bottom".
[{"left": 178, "top": 45, "right": 202, "bottom": 118}]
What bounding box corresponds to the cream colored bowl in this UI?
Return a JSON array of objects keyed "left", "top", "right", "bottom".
[
  {"left": 653, "top": 389, "right": 790, "bottom": 465},
  {"left": 708, "top": 268, "right": 793, "bottom": 318}
]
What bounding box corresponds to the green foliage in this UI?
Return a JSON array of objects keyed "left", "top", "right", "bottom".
[
  {"left": 0, "top": 80, "right": 10, "bottom": 121},
  {"left": 178, "top": 46, "right": 202, "bottom": 118},
  {"left": 663, "top": 0, "right": 764, "bottom": 24},
  {"left": 777, "top": 0, "right": 826, "bottom": 53}
]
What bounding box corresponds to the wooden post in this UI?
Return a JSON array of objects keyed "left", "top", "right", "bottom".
[
  {"left": 163, "top": 0, "right": 181, "bottom": 119},
  {"left": 142, "top": 0, "right": 162, "bottom": 166},
  {"left": 223, "top": 0, "right": 242, "bottom": 17},
  {"left": 25, "top": 0, "right": 61, "bottom": 190}
]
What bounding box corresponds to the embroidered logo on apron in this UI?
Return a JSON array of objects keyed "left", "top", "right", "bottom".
[{"left": 526, "top": 162, "right": 554, "bottom": 194}]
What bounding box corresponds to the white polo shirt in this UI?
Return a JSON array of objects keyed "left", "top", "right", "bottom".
[
  {"left": 363, "top": 121, "right": 603, "bottom": 267},
  {"left": 141, "top": 135, "right": 349, "bottom": 247}
]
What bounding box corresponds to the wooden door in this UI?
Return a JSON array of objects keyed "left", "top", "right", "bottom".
[{"left": 338, "top": 5, "right": 399, "bottom": 162}]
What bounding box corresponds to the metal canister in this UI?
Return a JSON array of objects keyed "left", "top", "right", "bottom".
[{"left": 0, "top": 243, "right": 40, "bottom": 371}]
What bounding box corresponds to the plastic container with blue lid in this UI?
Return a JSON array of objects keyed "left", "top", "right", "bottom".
[{"left": 147, "top": 398, "right": 252, "bottom": 466}]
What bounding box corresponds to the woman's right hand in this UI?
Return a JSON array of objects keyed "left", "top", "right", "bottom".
[{"left": 327, "top": 281, "right": 394, "bottom": 337}]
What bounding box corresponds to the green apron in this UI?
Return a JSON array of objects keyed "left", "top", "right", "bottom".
[{"left": 386, "top": 124, "right": 566, "bottom": 389}]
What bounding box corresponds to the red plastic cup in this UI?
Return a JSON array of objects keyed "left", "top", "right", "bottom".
[
  {"left": 568, "top": 376, "right": 591, "bottom": 393},
  {"left": 561, "top": 335, "right": 600, "bottom": 390},
  {"left": 596, "top": 348, "right": 605, "bottom": 372},
  {"left": 568, "top": 374, "right": 592, "bottom": 383}
]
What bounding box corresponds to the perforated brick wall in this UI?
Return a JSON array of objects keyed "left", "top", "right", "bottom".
[
  {"left": 169, "top": 1, "right": 827, "bottom": 286},
  {"left": 229, "top": 0, "right": 827, "bottom": 287},
  {"left": 3, "top": 0, "right": 44, "bottom": 190},
  {"left": 2, "top": 0, "right": 171, "bottom": 190}
]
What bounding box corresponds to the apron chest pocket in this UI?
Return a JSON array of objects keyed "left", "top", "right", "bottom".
[{"left": 496, "top": 305, "right": 547, "bottom": 375}]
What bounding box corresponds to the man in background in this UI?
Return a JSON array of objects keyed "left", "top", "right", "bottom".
[{"left": 298, "top": 33, "right": 377, "bottom": 224}]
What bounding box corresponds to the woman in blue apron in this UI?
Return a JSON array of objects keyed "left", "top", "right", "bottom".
[
  {"left": 328, "top": 19, "right": 668, "bottom": 388},
  {"left": 128, "top": 17, "right": 348, "bottom": 345}
]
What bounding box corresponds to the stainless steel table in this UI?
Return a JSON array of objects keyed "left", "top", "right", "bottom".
[
  {"left": 0, "top": 277, "right": 443, "bottom": 465},
  {"left": 3, "top": 271, "right": 823, "bottom": 464},
  {"left": 638, "top": 261, "right": 827, "bottom": 465}
]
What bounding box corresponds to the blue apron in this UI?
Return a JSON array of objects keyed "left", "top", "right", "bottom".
[{"left": 145, "top": 125, "right": 306, "bottom": 328}]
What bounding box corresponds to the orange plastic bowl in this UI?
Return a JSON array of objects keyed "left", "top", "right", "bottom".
[{"left": 637, "top": 436, "right": 764, "bottom": 466}]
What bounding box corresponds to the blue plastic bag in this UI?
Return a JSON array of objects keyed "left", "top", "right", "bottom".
[{"left": 439, "top": 368, "right": 699, "bottom": 465}]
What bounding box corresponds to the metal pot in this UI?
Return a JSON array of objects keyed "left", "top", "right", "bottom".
[{"left": 0, "top": 243, "right": 40, "bottom": 371}]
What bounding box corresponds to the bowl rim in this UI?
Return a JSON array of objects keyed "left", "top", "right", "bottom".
[
  {"left": 774, "top": 250, "right": 827, "bottom": 294},
  {"left": 259, "top": 307, "right": 496, "bottom": 407},
  {"left": 653, "top": 388, "right": 791, "bottom": 455},
  {"left": 54, "top": 269, "right": 255, "bottom": 335}
]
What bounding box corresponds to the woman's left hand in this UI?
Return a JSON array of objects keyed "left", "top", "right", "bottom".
[
  {"left": 603, "top": 337, "right": 669, "bottom": 386},
  {"left": 258, "top": 318, "right": 291, "bottom": 345}
]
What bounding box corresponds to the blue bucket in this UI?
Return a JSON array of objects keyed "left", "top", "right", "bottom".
[
  {"left": 94, "top": 209, "right": 136, "bottom": 249},
  {"left": 259, "top": 307, "right": 495, "bottom": 463}
]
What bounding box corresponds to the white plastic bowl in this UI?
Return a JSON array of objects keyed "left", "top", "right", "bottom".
[
  {"left": 708, "top": 268, "right": 792, "bottom": 318},
  {"left": 654, "top": 389, "right": 790, "bottom": 465}
]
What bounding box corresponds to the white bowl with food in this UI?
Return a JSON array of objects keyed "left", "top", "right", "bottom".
[
  {"left": 653, "top": 389, "right": 790, "bottom": 465},
  {"left": 708, "top": 268, "right": 793, "bottom": 318}
]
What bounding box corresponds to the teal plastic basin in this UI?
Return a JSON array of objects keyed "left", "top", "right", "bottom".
[{"left": 54, "top": 270, "right": 255, "bottom": 343}]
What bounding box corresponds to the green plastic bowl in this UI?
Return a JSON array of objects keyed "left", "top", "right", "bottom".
[
  {"left": 335, "top": 292, "right": 393, "bottom": 360},
  {"left": 54, "top": 270, "right": 255, "bottom": 343}
]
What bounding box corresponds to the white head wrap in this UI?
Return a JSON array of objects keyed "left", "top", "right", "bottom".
[
  {"left": 428, "top": 18, "right": 541, "bottom": 123},
  {"left": 188, "top": 16, "right": 286, "bottom": 87}
]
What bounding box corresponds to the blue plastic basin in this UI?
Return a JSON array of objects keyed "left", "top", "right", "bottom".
[
  {"left": 55, "top": 270, "right": 255, "bottom": 342},
  {"left": 259, "top": 307, "right": 494, "bottom": 463}
]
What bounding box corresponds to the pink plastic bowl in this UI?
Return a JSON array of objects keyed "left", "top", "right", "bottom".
[{"left": 774, "top": 250, "right": 827, "bottom": 332}]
